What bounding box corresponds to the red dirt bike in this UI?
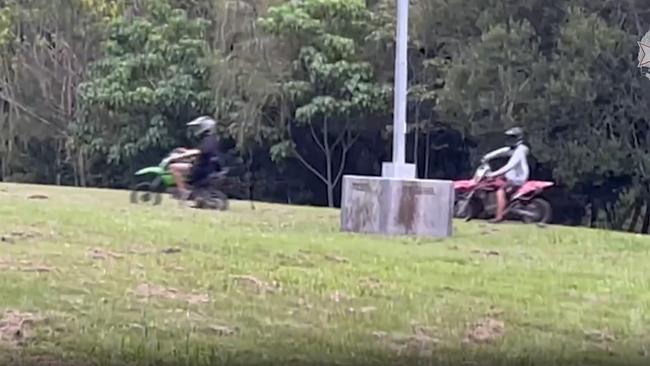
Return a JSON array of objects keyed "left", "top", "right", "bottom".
[{"left": 453, "top": 163, "right": 554, "bottom": 224}]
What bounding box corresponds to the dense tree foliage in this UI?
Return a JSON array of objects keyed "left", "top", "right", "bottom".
[{"left": 2, "top": 0, "right": 650, "bottom": 231}]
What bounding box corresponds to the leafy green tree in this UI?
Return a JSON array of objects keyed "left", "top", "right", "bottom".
[
  {"left": 0, "top": 0, "right": 111, "bottom": 184},
  {"left": 259, "top": 0, "right": 390, "bottom": 207},
  {"left": 535, "top": 6, "right": 650, "bottom": 230},
  {"left": 437, "top": 18, "right": 545, "bottom": 156},
  {"left": 76, "top": 0, "right": 213, "bottom": 183}
]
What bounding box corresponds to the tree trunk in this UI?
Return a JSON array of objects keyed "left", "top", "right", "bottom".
[
  {"left": 413, "top": 104, "right": 419, "bottom": 178},
  {"left": 72, "top": 154, "right": 78, "bottom": 187},
  {"left": 326, "top": 181, "right": 334, "bottom": 207},
  {"left": 589, "top": 197, "right": 599, "bottom": 228},
  {"left": 79, "top": 148, "right": 88, "bottom": 187},
  {"left": 323, "top": 118, "right": 334, "bottom": 207},
  {"left": 0, "top": 109, "right": 5, "bottom": 180},
  {"left": 55, "top": 139, "right": 62, "bottom": 185},
  {"left": 642, "top": 201, "right": 650, "bottom": 234},
  {"left": 247, "top": 148, "right": 255, "bottom": 210},
  {"left": 288, "top": 122, "right": 332, "bottom": 206},
  {"left": 2, "top": 106, "right": 14, "bottom": 180},
  {"left": 605, "top": 202, "right": 618, "bottom": 230},
  {"left": 424, "top": 130, "right": 431, "bottom": 179},
  {"left": 289, "top": 120, "right": 356, "bottom": 209},
  {"left": 627, "top": 202, "right": 643, "bottom": 232}
]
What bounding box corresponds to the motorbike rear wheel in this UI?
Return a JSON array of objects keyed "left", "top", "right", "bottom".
[
  {"left": 193, "top": 189, "right": 229, "bottom": 211},
  {"left": 520, "top": 198, "right": 552, "bottom": 224},
  {"left": 208, "top": 190, "right": 229, "bottom": 211}
]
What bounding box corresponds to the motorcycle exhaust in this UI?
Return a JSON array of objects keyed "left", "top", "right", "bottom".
[{"left": 509, "top": 207, "right": 537, "bottom": 219}]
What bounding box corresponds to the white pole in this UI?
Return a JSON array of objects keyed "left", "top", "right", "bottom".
[{"left": 392, "top": 0, "right": 408, "bottom": 165}]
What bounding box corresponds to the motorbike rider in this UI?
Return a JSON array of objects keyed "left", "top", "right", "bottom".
[
  {"left": 168, "top": 116, "right": 222, "bottom": 202},
  {"left": 480, "top": 127, "right": 530, "bottom": 223}
]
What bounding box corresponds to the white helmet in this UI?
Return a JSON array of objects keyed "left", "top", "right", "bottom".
[
  {"left": 187, "top": 116, "right": 216, "bottom": 136},
  {"left": 505, "top": 126, "right": 524, "bottom": 147}
]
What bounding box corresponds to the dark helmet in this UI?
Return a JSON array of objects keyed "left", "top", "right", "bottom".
[
  {"left": 187, "top": 116, "right": 217, "bottom": 138},
  {"left": 505, "top": 126, "right": 524, "bottom": 147}
]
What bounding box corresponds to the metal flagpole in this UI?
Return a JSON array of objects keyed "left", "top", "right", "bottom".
[{"left": 392, "top": 0, "right": 408, "bottom": 166}]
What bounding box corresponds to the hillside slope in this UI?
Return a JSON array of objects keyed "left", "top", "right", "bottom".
[{"left": 0, "top": 183, "right": 649, "bottom": 366}]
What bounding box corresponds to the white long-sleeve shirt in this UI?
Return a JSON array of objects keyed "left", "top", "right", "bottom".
[{"left": 483, "top": 144, "right": 530, "bottom": 186}]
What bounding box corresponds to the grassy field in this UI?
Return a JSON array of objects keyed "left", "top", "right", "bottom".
[{"left": 0, "top": 182, "right": 649, "bottom": 366}]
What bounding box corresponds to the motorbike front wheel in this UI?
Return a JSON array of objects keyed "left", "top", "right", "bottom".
[
  {"left": 454, "top": 195, "right": 483, "bottom": 221},
  {"left": 519, "top": 198, "right": 552, "bottom": 224},
  {"left": 130, "top": 182, "right": 162, "bottom": 205},
  {"left": 454, "top": 196, "right": 470, "bottom": 218}
]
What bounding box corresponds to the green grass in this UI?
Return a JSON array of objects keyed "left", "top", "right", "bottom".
[{"left": 0, "top": 182, "right": 649, "bottom": 365}]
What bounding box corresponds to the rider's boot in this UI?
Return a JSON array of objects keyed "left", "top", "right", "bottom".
[{"left": 176, "top": 189, "right": 193, "bottom": 207}]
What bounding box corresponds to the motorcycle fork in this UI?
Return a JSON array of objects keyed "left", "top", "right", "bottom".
[{"left": 457, "top": 190, "right": 477, "bottom": 220}]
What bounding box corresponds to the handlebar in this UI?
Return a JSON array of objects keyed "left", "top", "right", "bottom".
[
  {"left": 159, "top": 148, "right": 196, "bottom": 168},
  {"left": 473, "top": 162, "right": 491, "bottom": 180}
]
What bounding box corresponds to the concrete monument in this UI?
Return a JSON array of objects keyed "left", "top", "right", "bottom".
[
  {"left": 340, "top": 0, "right": 454, "bottom": 237},
  {"left": 340, "top": 176, "right": 454, "bottom": 237}
]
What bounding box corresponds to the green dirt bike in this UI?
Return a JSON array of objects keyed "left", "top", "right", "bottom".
[{"left": 129, "top": 148, "right": 230, "bottom": 211}]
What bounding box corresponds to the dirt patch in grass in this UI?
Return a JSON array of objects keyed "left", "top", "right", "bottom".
[
  {"left": 229, "top": 274, "right": 280, "bottom": 294},
  {"left": 373, "top": 324, "right": 440, "bottom": 357},
  {"left": 1, "top": 230, "right": 40, "bottom": 244},
  {"left": 133, "top": 283, "right": 210, "bottom": 305},
  {"left": 6, "top": 354, "right": 93, "bottom": 366},
  {"left": 471, "top": 249, "right": 501, "bottom": 257},
  {"left": 324, "top": 253, "right": 349, "bottom": 263},
  {"left": 0, "top": 258, "right": 55, "bottom": 273},
  {"left": 125, "top": 246, "right": 183, "bottom": 256},
  {"left": 87, "top": 248, "right": 124, "bottom": 260},
  {"left": 26, "top": 194, "right": 49, "bottom": 200},
  {"left": 275, "top": 252, "right": 314, "bottom": 268},
  {"left": 346, "top": 306, "right": 377, "bottom": 314},
  {"left": 202, "top": 324, "right": 239, "bottom": 336},
  {"left": 584, "top": 329, "right": 616, "bottom": 354},
  {"left": 359, "top": 277, "right": 382, "bottom": 290},
  {"left": 163, "top": 310, "right": 239, "bottom": 336},
  {"left": 160, "top": 247, "right": 182, "bottom": 254},
  {"left": 462, "top": 317, "right": 505, "bottom": 345},
  {"left": 0, "top": 310, "right": 45, "bottom": 347}
]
